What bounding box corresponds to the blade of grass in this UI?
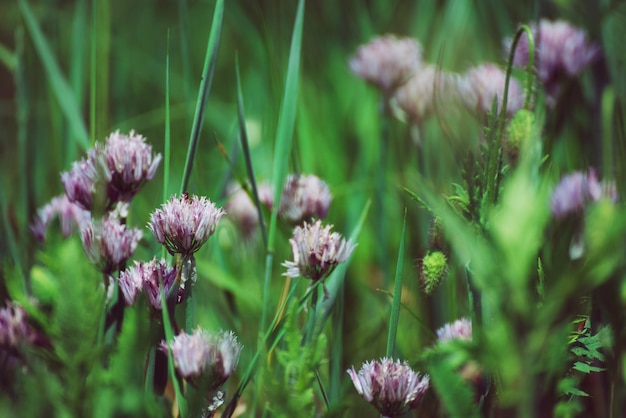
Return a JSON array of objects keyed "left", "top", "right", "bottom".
[
  {"left": 386, "top": 209, "right": 407, "bottom": 359},
  {"left": 180, "top": 0, "right": 224, "bottom": 194},
  {"left": 259, "top": 0, "right": 305, "bottom": 339},
  {"left": 163, "top": 30, "right": 172, "bottom": 206},
  {"left": 0, "top": 42, "right": 16, "bottom": 71},
  {"left": 18, "top": 0, "right": 90, "bottom": 150},
  {"left": 236, "top": 55, "right": 268, "bottom": 247},
  {"left": 15, "top": 25, "right": 28, "bottom": 267},
  {"left": 90, "top": 0, "right": 96, "bottom": 143},
  {"left": 68, "top": 0, "right": 87, "bottom": 165}
]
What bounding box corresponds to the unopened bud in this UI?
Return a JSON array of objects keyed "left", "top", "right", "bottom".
[{"left": 420, "top": 251, "right": 448, "bottom": 295}]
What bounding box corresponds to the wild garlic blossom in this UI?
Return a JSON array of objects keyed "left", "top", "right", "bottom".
[
  {"left": 0, "top": 301, "right": 38, "bottom": 349},
  {"left": 149, "top": 194, "right": 225, "bottom": 256},
  {"left": 436, "top": 318, "right": 473, "bottom": 343},
  {"left": 163, "top": 328, "right": 242, "bottom": 391},
  {"left": 349, "top": 34, "right": 423, "bottom": 95},
  {"left": 347, "top": 357, "right": 430, "bottom": 418},
  {"left": 31, "top": 194, "right": 91, "bottom": 242},
  {"left": 278, "top": 174, "right": 332, "bottom": 224},
  {"left": 80, "top": 215, "right": 142, "bottom": 274},
  {"left": 458, "top": 63, "right": 524, "bottom": 116},
  {"left": 283, "top": 220, "right": 356, "bottom": 284},
  {"left": 61, "top": 146, "right": 110, "bottom": 211},
  {"left": 225, "top": 182, "right": 273, "bottom": 238},
  {"left": 551, "top": 170, "right": 617, "bottom": 219},
  {"left": 118, "top": 258, "right": 179, "bottom": 308}
]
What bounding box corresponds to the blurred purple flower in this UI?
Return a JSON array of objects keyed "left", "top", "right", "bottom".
[
  {"left": 551, "top": 170, "right": 617, "bottom": 219},
  {"left": 458, "top": 63, "right": 524, "bottom": 116},
  {"left": 80, "top": 215, "right": 142, "bottom": 273},
  {"left": 148, "top": 194, "right": 225, "bottom": 256},
  {"left": 279, "top": 174, "right": 332, "bottom": 224},
  {"left": 61, "top": 146, "right": 110, "bottom": 211},
  {"left": 225, "top": 182, "right": 273, "bottom": 238},
  {"left": 163, "top": 328, "right": 242, "bottom": 390},
  {"left": 347, "top": 357, "right": 430, "bottom": 418},
  {"left": 436, "top": 318, "right": 473, "bottom": 343},
  {"left": 0, "top": 301, "right": 37, "bottom": 348},
  {"left": 350, "top": 35, "right": 423, "bottom": 96},
  {"left": 283, "top": 220, "right": 356, "bottom": 286},
  {"left": 505, "top": 19, "right": 599, "bottom": 105},
  {"left": 31, "top": 194, "right": 91, "bottom": 242}
]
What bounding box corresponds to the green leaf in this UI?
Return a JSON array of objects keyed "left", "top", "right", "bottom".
[
  {"left": 572, "top": 362, "right": 605, "bottom": 374},
  {"left": 386, "top": 209, "right": 407, "bottom": 358}
]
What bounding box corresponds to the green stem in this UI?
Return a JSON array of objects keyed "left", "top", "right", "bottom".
[{"left": 386, "top": 209, "right": 407, "bottom": 358}]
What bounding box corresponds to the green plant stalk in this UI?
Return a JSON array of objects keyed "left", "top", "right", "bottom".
[
  {"left": 178, "top": 0, "right": 193, "bottom": 101},
  {"left": 95, "top": 0, "right": 110, "bottom": 140},
  {"left": 601, "top": 88, "right": 615, "bottom": 180},
  {"left": 90, "top": 0, "right": 96, "bottom": 143},
  {"left": 485, "top": 25, "right": 535, "bottom": 205},
  {"left": 15, "top": 25, "right": 28, "bottom": 271},
  {"left": 163, "top": 30, "right": 172, "bottom": 206},
  {"left": 180, "top": 0, "right": 224, "bottom": 194},
  {"left": 19, "top": 0, "right": 90, "bottom": 149},
  {"left": 328, "top": 278, "right": 344, "bottom": 405},
  {"left": 236, "top": 56, "right": 268, "bottom": 247},
  {"left": 69, "top": 0, "right": 87, "bottom": 165},
  {"left": 377, "top": 99, "right": 391, "bottom": 288},
  {"left": 386, "top": 209, "right": 407, "bottom": 358}
]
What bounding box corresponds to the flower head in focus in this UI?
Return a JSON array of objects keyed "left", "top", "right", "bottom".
[
  {"left": 347, "top": 357, "right": 430, "bottom": 418},
  {"left": 349, "top": 35, "right": 423, "bottom": 96},
  {"left": 118, "top": 258, "right": 179, "bottom": 308},
  {"left": 278, "top": 174, "right": 332, "bottom": 225},
  {"left": 80, "top": 215, "right": 142, "bottom": 274},
  {"left": 458, "top": 63, "right": 524, "bottom": 116},
  {"left": 162, "top": 328, "right": 243, "bottom": 391},
  {"left": 283, "top": 220, "right": 356, "bottom": 295},
  {"left": 31, "top": 194, "right": 91, "bottom": 242},
  {"left": 149, "top": 194, "right": 225, "bottom": 256},
  {"left": 436, "top": 318, "right": 473, "bottom": 343}
]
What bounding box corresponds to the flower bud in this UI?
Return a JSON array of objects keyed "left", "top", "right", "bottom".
[{"left": 420, "top": 250, "right": 448, "bottom": 295}]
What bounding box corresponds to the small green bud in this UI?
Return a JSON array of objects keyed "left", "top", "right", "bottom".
[
  {"left": 420, "top": 250, "right": 448, "bottom": 295},
  {"left": 505, "top": 109, "right": 536, "bottom": 164}
]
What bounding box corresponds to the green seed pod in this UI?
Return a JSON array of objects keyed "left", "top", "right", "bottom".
[
  {"left": 420, "top": 250, "right": 448, "bottom": 295},
  {"left": 505, "top": 109, "right": 536, "bottom": 165}
]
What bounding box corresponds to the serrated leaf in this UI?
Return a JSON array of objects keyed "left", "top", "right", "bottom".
[{"left": 572, "top": 362, "right": 605, "bottom": 374}]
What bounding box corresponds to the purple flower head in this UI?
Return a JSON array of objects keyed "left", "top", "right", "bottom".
[
  {"left": 283, "top": 220, "right": 356, "bottom": 283},
  {"left": 551, "top": 170, "right": 617, "bottom": 219},
  {"left": 103, "top": 130, "right": 162, "bottom": 203},
  {"left": 225, "top": 182, "right": 273, "bottom": 238},
  {"left": 149, "top": 194, "right": 225, "bottom": 256},
  {"left": 31, "top": 194, "right": 91, "bottom": 242},
  {"left": 350, "top": 35, "right": 423, "bottom": 95},
  {"left": 393, "top": 64, "right": 459, "bottom": 124},
  {"left": 505, "top": 19, "right": 599, "bottom": 105},
  {"left": 162, "top": 328, "right": 242, "bottom": 390},
  {"left": 347, "top": 357, "right": 430, "bottom": 418},
  {"left": 139, "top": 258, "right": 180, "bottom": 309},
  {"left": 458, "top": 63, "right": 524, "bottom": 116},
  {"left": 436, "top": 318, "right": 473, "bottom": 343},
  {"left": 279, "top": 174, "right": 332, "bottom": 225},
  {"left": 0, "top": 301, "right": 37, "bottom": 349},
  {"left": 61, "top": 146, "right": 111, "bottom": 211},
  {"left": 80, "top": 215, "right": 142, "bottom": 274}
]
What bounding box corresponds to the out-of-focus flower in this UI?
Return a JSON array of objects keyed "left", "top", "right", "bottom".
[
  {"left": 31, "top": 194, "right": 91, "bottom": 242},
  {"left": 551, "top": 170, "right": 617, "bottom": 219},
  {"left": 61, "top": 146, "right": 110, "bottom": 211},
  {"left": 349, "top": 35, "right": 423, "bottom": 96},
  {"left": 81, "top": 215, "right": 142, "bottom": 274},
  {"left": 458, "top": 63, "right": 524, "bottom": 116},
  {"left": 163, "top": 328, "right": 242, "bottom": 391},
  {"left": 505, "top": 19, "right": 599, "bottom": 105},
  {"left": 103, "top": 130, "right": 162, "bottom": 203},
  {"left": 149, "top": 194, "right": 225, "bottom": 256},
  {"left": 225, "top": 182, "right": 273, "bottom": 238},
  {"left": 436, "top": 318, "right": 473, "bottom": 343},
  {"left": 0, "top": 301, "right": 37, "bottom": 348},
  {"left": 420, "top": 250, "right": 448, "bottom": 295},
  {"left": 278, "top": 174, "right": 332, "bottom": 225},
  {"left": 118, "top": 258, "right": 179, "bottom": 308},
  {"left": 347, "top": 357, "right": 430, "bottom": 418},
  {"left": 393, "top": 64, "right": 459, "bottom": 124},
  {"left": 283, "top": 220, "right": 356, "bottom": 289}
]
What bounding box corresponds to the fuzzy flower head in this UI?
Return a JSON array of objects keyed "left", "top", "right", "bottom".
[
  {"left": 31, "top": 194, "right": 91, "bottom": 242},
  {"left": 458, "top": 63, "right": 524, "bottom": 116},
  {"left": 118, "top": 258, "right": 179, "bottom": 308},
  {"left": 347, "top": 357, "right": 430, "bottom": 418},
  {"left": 436, "top": 318, "right": 473, "bottom": 343},
  {"left": 61, "top": 146, "right": 111, "bottom": 211},
  {"left": 506, "top": 19, "right": 599, "bottom": 105},
  {"left": 163, "top": 329, "right": 243, "bottom": 391},
  {"left": 225, "top": 182, "right": 273, "bottom": 238},
  {"left": 80, "top": 215, "right": 142, "bottom": 274},
  {"left": 283, "top": 220, "right": 356, "bottom": 284},
  {"left": 420, "top": 250, "right": 448, "bottom": 295},
  {"left": 393, "top": 65, "right": 459, "bottom": 124},
  {"left": 149, "top": 194, "right": 225, "bottom": 256},
  {"left": 279, "top": 174, "right": 332, "bottom": 225},
  {"left": 350, "top": 35, "right": 423, "bottom": 95},
  {"left": 0, "top": 301, "right": 38, "bottom": 349},
  {"left": 551, "top": 170, "right": 617, "bottom": 219},
  {"left": 103, "top": 130, "right": 162, "bottom": 203}
]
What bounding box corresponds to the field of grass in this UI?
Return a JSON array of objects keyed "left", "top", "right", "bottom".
[{"left": 2, "top": 1, "right": 626, "bottom": 417}]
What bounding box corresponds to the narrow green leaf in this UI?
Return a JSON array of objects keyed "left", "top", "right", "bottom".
[
  {"left": 386, "top": 209, "right": 407, "bottom": 358},
  {"left": 0, "top": 42, "right": 16, "bottom": 71},
  {"left": 161, "top": 285, "right": 188, "bottom": 417},
  {"left": 180, "top": 0, "right": 224, "bottom": 194},
  {"left": 18, "top": 0, "right": 90, "bottom": 149},
  {"left": 163, "top": 29, "right": 171, "bottom": 204}
]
